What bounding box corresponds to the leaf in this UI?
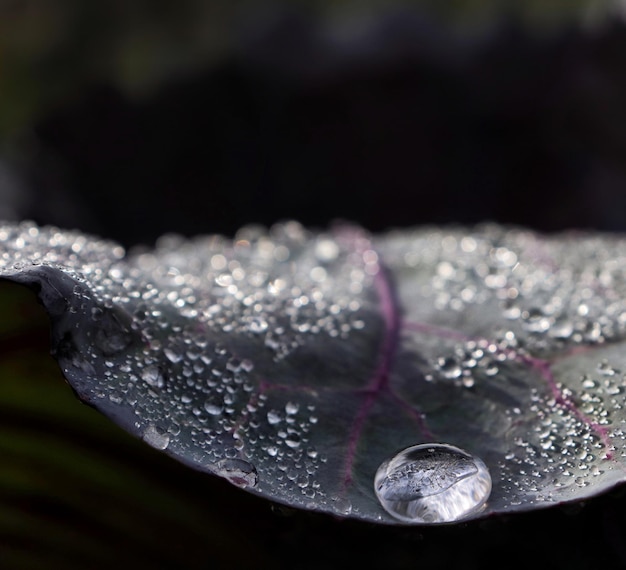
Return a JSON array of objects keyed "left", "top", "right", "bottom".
[
  {"left": 0, "top": 281, "right": 284, "bottom": 569},
  {"left": 2, "top": 220, "right": 626, "bottom": 525}
]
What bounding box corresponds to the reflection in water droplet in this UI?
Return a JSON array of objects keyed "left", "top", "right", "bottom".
[
  {"left": 215, "top": 458, "right": 259, "bottom": 488},
  {"left": 374, "top": 443, "right": 491, "bottom": 524}
]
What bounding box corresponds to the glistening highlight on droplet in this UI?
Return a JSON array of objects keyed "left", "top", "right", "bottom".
[
  {"left": 374, "top": 443, "right": 492, "bottom": 524},
  {"left": 215, "top": 458, "right": 259, "bottom": 488}
]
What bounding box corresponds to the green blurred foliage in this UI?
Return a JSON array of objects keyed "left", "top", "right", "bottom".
[{"left": 0, "top": 0, "right": 618, "bottom": 137}]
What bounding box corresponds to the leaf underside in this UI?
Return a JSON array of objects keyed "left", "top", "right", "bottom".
[{"left": 1, "top": 220, "right": 626, "bottom": 525}]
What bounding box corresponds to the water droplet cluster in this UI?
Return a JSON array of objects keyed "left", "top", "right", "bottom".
[
  {"left": 7, "top": 220, "right": 626, "bottom": 523},
  {"left": 0, "top": 221, "right": 377, "bottom": 513},
  {"left": 379, "top": 225, "right": 626, "bottom": 509}
]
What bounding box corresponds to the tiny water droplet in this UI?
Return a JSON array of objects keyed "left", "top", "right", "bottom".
[
  {"left": 141, "top": 365, "right": 165, "bottom": 389},
  {"left": 549, "top": 318, "right": 574, "bottom": 339},
  {"left": 91, "top": 307, "right": 104, "bottom": 321},
  {"left": 107, "top": 391, "right": 122, "bottom": 404},
  {"left": 249, "top": 317, "right": 268, "bottom": 333},
  {"left": 240, "top": 358, "right": 254, "bottom": 372},
  {"left": 215, "top": 458, "right": 258, "bottom": 488},
  {"left": 267, "top": 410, "right": 282, "bottom": 425},
  {"left": 142, "top": 424, "right": 170, "bottom": 450},
  {"left": 374, "top": 443, "right": 491, "bottom": 524},
  {"left": 436, "top": 357, "right": 462, "bottom": 380},
  {"left": 164, "top": 348, "right": 183, "bottom": 363},
  {"left": 204, "top": 400, "right": 224, "bottom": 416},
  {"left": 331, "top": 495, "right": 353, "bottom": 515},
  {"left": 285, "top": 433, "right": 301, "bottom": 449},
  {"left": 69, "top": 354, "right": 96, "bottom": 375},
  {"left": 95, "top": 329, "right": 131, "bottom": 356}
]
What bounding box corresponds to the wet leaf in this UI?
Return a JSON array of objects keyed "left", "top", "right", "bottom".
[
  {"left": 2, "top": 220, "right": 626, "bottom": 525},
  {"left": 0, "top": 281, "right": 279, "bottom": 568}
]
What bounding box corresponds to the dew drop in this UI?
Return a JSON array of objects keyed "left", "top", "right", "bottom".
[
  {"left": 164, "top": 348, "right": 183, "bottom": 363},
  {"left": 374, "top": 443, "right": 492, "bottom": 524},
  {"left": 267, "top": 410, "right": 282, "bottom": 425},
  {"left": 331, "top": 495, "right": 353, "bottom": 515},
  {"left": 204, "top": 400, "right": 224, "bottom": 416},
  {"left": 215, "top": 458, "right": 258, "bottom": 488},
  {"left": 436, "top": 357, "right": 462, "bottom": 380},
  {"left": 249, "top": 317, "right": 268, "bottom": 334},
  {"left": 141, "top": 365, "right": 165, "bottom": 389},
  {"left": 142, "top": 424, "right": 170, "bottom": 450},
  {"left": 285, "top": 433, "right": 301, "bottom": 449},
  {"left": 95, "top": 328, "right": 131, "bottom": 356}
]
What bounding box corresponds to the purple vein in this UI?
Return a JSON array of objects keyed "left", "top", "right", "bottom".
[
  {"left": 405, "top": 319, "right": 614, "bottom": 459},
  {"left": 340, "top": 262, "right": 400, "bottom": 489},
  {"left": 519, "top": 353, "right": 613, "bottom": 459},
  {"left": 403, "top": 320, "right": 470, "bottom": 342},
  {"left": 335, "top": 227, "right": 435, "bottom": 490}
]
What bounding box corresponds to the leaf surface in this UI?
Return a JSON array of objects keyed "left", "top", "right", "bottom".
[{"left": 1, "top": 221, "right": 626, "bottom": 524}]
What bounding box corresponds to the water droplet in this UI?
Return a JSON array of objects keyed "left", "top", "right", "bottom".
[
  {"left": 549, "top": 318, "right": 574, "bottom": 339},
  {"left": 204, "top": 400, "right": 224, "bottom": 416},
  {"left": 164, "top": 348, "right": 183, "bottom": 363},
  {"left": 331, "top": 495, "right": 353, "bottom": 515},
  {"left": 315, "top": 238, "right": 339, "bottom": 262},
  {"left": 69, "top": 353, "right": 96, "bottom": 375},
  {"left": 267, "top": 410, "right": 282, "bottom": 425},
  {"left": 95, "top": 328, "right": 131, "bottom": 355},
  {"left": 249, "top": 317, "right": 268, "bottom": 333},
  {"left": 141, "top": 365, "right": 165, "bottom": 389},
  {"left": 285, "top": 433, "right": 301, "bottom": 449},
  {"left": 142, "top": 424, "right": 170, "bottom": 450},
  {"left": 374, "top": 443, "right": 491, "bottom": 524},
  {"left": 215, "top": 458, "right": 258, "bottom": 488},
  {"left": 436, "top": 357, "right": 462, "bottom": 380}
]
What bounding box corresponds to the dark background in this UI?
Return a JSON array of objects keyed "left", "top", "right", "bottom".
[
  {"left": 3, "top": 1, "right": 626, "bottom": 246},
  {"left": 2, "top": 1, "right": 626, "bottom": 568}
]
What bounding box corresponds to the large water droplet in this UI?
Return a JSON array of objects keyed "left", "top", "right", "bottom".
[
  {"left": 374, "top": 443, "right": 491, "bottom": 524},
  {"left": 215, "top": 458, "right": 259, "bottom": 488}
]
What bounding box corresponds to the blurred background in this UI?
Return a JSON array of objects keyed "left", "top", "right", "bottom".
[
  {"left": 3, "top": 0, "right": 626, "bottom": 246},
  {"left": 2, "top": 1, "right": 626, "bottom": 568}
]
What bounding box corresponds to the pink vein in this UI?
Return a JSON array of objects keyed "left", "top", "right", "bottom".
[
  {"left": 518, "top": 353, "right": 613, "bottom": 459},
  {"left": 340, "top": 264, "right": 398, "bottom": 489},
  {"left": 404, "top": 320, "right": 614, "bottom": 460},
  {"left": 336, "top": 229, "right": 432, "bottom": 489}
]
